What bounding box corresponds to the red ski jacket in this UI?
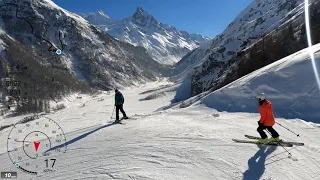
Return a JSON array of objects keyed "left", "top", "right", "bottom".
[{"left": 258, "top": 100, "right": 275, "bottom": 126}]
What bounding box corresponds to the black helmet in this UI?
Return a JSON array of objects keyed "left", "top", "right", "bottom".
[{"left": 115, "top": 89, "right": 119, "bottom": 93}]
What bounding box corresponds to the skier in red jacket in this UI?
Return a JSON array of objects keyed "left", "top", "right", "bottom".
[{"left": 256, "top": 93, "right": 281, "bottom": 144}]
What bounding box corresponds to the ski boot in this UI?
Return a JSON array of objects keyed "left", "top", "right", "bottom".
[
  {"left": 257, "top": 138, "right": 269, "bottom": 144},
  {"left": 114, "top": 119, "right": 120, "bottom": 123},
  {"left": 122, "top": 116, "right": 129, "bottom": 120},
  {"left": 269, "top": 137, "right": 281, "bottom": 142}
]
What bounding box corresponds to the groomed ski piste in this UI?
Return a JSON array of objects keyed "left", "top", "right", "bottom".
[{"left": 1, "top": 45, "right": 320, "bottom": 179}]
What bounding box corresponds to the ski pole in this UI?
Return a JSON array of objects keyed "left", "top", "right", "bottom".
[
  {"left": 276, "top": 122, "right": 300, "bottom": 137},
  {"left": 266, "top": 130, "right": 292, "bottom": 156},
  {"left": 111, "top": 106, "right": 115, "bottom": 119}
]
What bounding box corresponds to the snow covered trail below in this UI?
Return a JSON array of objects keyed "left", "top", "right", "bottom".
[
  {"left": 0, "top": 80, "right": 320, "bottom": 180},
  {"left": 0, "top": 79, "right": 175, "bottom": 153}
]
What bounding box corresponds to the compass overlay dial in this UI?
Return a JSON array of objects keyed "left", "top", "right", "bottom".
[{"left": 7, "top": 116, "right": 67, "bottom": 175}]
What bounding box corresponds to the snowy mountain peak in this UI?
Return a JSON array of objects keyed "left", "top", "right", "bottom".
[
  {"left": 97, "top": 10, "right": 110, "bottom": 19},
  {"left": 82, "top": 7, "right": 211, "bottom": 65},
  {"left": 130, "top": 7, "right": 159, "bottom": 27},
  {"left": 81, "top": 10, "right": 119, "bottom": 26},
  {"left": 0, "top": 0, "right": 169, "bottom": 92},
  {"left": 136, "top": 7, "right": 145, "bottom": 13}
]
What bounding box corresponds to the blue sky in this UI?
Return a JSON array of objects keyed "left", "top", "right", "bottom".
[{"left": 52, "top": 0, "right": 253, "bottom": 37}]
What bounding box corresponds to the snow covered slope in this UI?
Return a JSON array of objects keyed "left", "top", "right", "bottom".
[
  {"left": 175, "top": 0, "right": 308, "bottom": 96},
  {"left": 177, "top": 0, "right": 304, "bottom": 70},
  {"left": 0, "top": 80, "right": 319, "bottom": 180},
  {"left": 189, "top": 43, "right": 320, "bottom": 123},
  {"left": 82, "top": 7, "right": 211, "bottom": 65}
]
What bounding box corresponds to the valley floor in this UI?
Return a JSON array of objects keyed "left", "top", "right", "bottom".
[{"left": 0, "top": 80, "right": 319, "bottom": 180}]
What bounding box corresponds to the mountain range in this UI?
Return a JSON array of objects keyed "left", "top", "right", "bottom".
[
  {"left": 1, "top": 0, "right": 320, "bottom": 115},
  {"left": 81, "top": 7, "right": 211, "bottom": 65},
  {"left": 0, "top": 0, "right": 172, "bottom": 113}
]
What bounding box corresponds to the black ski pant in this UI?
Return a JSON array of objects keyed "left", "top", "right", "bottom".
[
  {"left": 116, "top": 105, "right": 127, "bottom": 120},
  {"left": 257, "top": 124, "right": 279, "bottom": 139}
]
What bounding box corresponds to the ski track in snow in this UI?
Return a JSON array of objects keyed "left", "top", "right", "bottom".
[{"left": 0, "top": 79, "right": 319, "bottom": 180}]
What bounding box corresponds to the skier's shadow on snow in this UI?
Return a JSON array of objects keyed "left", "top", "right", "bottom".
[
  {"left": 243, "top": 145, "right": 277, "bottom": 180},
  {"left": 46, "top": 123, "right": 116, "bottom": 152}
]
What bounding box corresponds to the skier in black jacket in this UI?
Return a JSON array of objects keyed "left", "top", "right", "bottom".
[{"left": 114, "top": 89, "right": 128, "bottom": 123}]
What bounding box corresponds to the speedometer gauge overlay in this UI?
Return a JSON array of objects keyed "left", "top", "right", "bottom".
[{"left": 7, "top": 116, "right": 67, "bottom": 175}]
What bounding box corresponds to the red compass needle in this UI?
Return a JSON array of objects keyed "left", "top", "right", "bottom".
[{"left": 34, "top": 142, "right": 40, "bottom": 152}]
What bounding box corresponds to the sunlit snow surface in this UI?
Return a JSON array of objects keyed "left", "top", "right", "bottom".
[
  {"left": 192, "top": 44, "right": 320, "bottom": 123},
  {"left": 304, "top": 0, "right": 320, "bottom": 90},
  {"left": 0, "top": 77, "right": 319, "bottom": 179}
]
